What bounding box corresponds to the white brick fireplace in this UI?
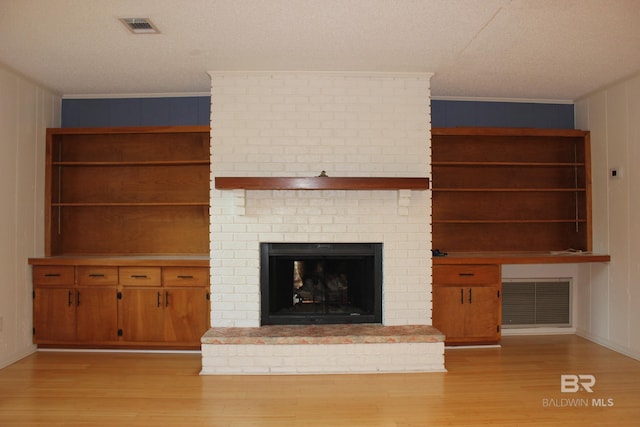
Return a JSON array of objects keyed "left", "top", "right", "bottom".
[{"left": 202, "top": 72, "right": 442, "bottom": 374}]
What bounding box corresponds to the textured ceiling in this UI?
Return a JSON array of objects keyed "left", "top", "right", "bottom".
[{"left": 1, "top": 0, "right": 639, "bottom": 100}]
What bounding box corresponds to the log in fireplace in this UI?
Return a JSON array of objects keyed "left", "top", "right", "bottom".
[{"left": 260, "top": 243, "right": 383, "bottom": 325}]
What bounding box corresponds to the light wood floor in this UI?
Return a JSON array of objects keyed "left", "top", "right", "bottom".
[{"left": 1, "top": 335, "right": 639, "bottom": 426}]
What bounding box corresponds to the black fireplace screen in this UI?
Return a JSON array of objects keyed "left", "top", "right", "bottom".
[{"left": 260, "top": 243, "right": 383, "bottom": 324}]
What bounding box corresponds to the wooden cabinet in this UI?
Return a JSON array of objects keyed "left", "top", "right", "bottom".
[
  {"left": 75, "top": 266, "right": 119, "bottom": 342},
  {"left": 75, "top": 287, "right": 119, "bottom": 342},
  {"left": 121, "top": 288, "right": 165, "bottom": 343},
  {"left": 119, "top": 267, "right": 164, "bottom": 343},
  {"left": 33, "top": 265, "right": 118, "bottom": 344},
  {"left": 33, "top": 287, "right": 76, "bottom": 342},
  {"left": 31, "top": 261, "right": 210, "bottom": 349},
  {"left": 163, "top": 288, "right": 210, "bottom": 343},
  {"left": 431, "top": 127, "right": 592, "bottom": 252},
  {"left": 33, "top": 275, "right": 78, "bottom": 343},
  {"left": 120, "top": 267, "right": 210, "bottom": 345},
  {"left": 120, "top": 287, "right": 209, "bottom": 343},
  {"left": 432, "top": 265, "right": 501, "bottom": 345},
  {"left": 161, "top": 267, "right": 210, "bottom": 343}
]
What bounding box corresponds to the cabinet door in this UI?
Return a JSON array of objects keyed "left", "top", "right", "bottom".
[
  {"left": 121, "top": 288, "right": 165, "bottom": 342},
  {"left": 464, "top": 286, "right": 501, "bottom": 341},
  {"left": 163, "top": 288, "right": 209, "bottom": 342},
  {"left": 33, "top": 288, "right": 76, "bottom": 342},
  {"left": 432, "top": 286, "right": 465, "bottom": 339},
  {"left": 76, "top": 287, "right": 118, "bottom": 342}
]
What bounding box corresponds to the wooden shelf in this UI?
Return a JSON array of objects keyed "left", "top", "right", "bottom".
[
  {"left": 52, "top": 202, "right": 209, "bottom": 207},
  {"left": 215, "top": 176, "right": 429, "bottom": 190},
  {"left": 432, "top": 162, "right": 585, "bottom": 167},
  {"left": 431, "top": 127, "right": 589, "bottom": 138},
  {"left": 432, "top": 188, "right": 586, "bottom": 192},
  {"left": 45, "top": 125, "right": 209, "bottom": 137},
  {"left": 433, "top": 219, "right": 588, "bottom": 224},
  {"left": 53, "top": 161, "right": 210, "bottom": 166}
]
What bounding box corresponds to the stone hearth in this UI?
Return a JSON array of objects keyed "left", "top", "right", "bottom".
[{"left": 201, "top": 324, "right": 445, "bottom": 374}]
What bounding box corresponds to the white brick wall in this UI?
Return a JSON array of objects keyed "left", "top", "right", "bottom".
[
  {"left": 204, "top": 71, "right": 437, "bottom": 374},
  {"left": 210, "top": 72, "right": 430, "bottom": 178},
  {"left": 209, "top": 72, "right": 433, "bottom": 329},
  {"left": 201, "top": 342, "right": 445, "bottom": 375}
]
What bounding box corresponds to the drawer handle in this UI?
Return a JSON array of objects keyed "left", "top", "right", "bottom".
[
  {"left": 177, "top": 275, "right": 194, "bottom": 279},
  {"left": 44, "top": 273, "right": 61, "bottom": 277},
  {"left": 459, "top": 273, "right": 475, "bottom": 277},
  {"left": 131, "top": 275, "right": 148, "bottom": 279},
  {"left": 88, "top": 274, "right": 105, "bottom": 278}
]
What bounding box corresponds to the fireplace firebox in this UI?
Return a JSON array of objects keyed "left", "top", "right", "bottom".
[{"left": 260, "top": 243, "right": 383, "bottom": 325}]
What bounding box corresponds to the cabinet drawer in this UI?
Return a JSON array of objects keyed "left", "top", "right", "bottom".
[
  {"left": 433, "top": 265, "right": 500, "bottom": 285},
  {"left": 162, "top": 267, "right": 209, "bottom": 287},
  {"left": 119, "top": 267, "right": 161, "bottom": 287},
  {"left": 32, "top": 266, "right": 74, "bottom": 285},
  {"left": 76, "top": 266, "right": 119, "bottom": 285}
]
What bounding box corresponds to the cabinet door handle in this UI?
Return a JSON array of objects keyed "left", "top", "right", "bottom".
[
  {"left": 165, "top": 291, "right": 170, "bottom": 307},
  {"left": 68, "top": 290, "right": 73, "bottom": 307},
  {"left": 460, "top": 288, "right": 464, "bottom": 304},
  {"left": 157, "top": 292, "right": 161, "bottom": 307},
  {"left": 469, "top": 288, "right": 473, "bottom": 304}
]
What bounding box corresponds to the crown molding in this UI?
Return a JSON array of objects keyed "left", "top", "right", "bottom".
[
  {"left": 207, "top": 70, "right": 434, "bottom": 79},
  {"left": 431, "top": 95, "right": 574, "bottom": 104},
  {"left": 62, "top": 92, "right": 210, "bottom": 99}
]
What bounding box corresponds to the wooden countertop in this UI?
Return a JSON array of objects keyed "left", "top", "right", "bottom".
[
  {"left": 29, "top": 252, "right": 610, "bottom": 267},
  {"left": 432, "top": 251, "right": 610, "bottom": 265},
  {"left": 28, "top": 256, "right": 210, "bottom": 267}
]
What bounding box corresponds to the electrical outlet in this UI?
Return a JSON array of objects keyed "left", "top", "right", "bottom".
[{"left": 610, "top": 167, "right": 623, "bottom": 180}]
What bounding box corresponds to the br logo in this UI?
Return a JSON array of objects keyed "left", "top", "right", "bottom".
[{"left": 560, "top": 374, "right": 596, "bottom": 393}]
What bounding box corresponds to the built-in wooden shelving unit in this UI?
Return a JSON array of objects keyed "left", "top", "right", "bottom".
[
  {"left": 431, "top": 127, "right": 594, "bottom": 253},
  {"left": 30, "top": 126, "right": 211, "bottom": 350}
]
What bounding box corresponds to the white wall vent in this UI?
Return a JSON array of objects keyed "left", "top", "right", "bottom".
[
  {"left": 119, "top": 18, "right": 160, "bottom": 34},
  {"left": 502, "top": 279, "right": 571, "bottom": 328}
]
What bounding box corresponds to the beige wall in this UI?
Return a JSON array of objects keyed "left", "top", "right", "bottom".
[
  {"left": 0, "top": 64, "right": 60, "bottom": 368},
  {"left": 574, "top": 73, "right": 640, "bottom": 360}
]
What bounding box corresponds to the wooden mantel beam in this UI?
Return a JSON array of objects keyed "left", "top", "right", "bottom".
[{"left": 214, "top": 177, "right": 429, "bottom": 191}]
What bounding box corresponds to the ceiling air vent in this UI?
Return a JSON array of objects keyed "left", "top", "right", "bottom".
[{"left": 119, "top": 18, "right": 160, "bottom": 34}]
